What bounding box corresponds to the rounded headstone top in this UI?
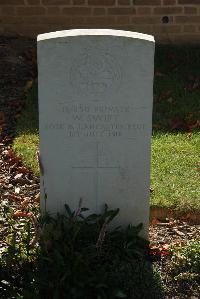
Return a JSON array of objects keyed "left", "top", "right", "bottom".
[{"left": 37, "top": 29, "right": 155, "bottom": 43}]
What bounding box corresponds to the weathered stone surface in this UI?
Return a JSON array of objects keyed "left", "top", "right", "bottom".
[{"left": 37, "top": 29, "right": 155, "bottom": 236}]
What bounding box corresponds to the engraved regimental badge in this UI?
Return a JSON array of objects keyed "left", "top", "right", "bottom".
[{"left": 70, "top": 50, "right": 121, "bottom": 99}]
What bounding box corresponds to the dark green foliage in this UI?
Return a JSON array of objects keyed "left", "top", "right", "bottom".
[
  {"left": 37, "top": 204, "right": 164, "bottom": 299},
  {"left": 0, "top": 205, "right": 164, "bottom": 299}
]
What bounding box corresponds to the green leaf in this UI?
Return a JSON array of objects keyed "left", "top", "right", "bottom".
[
  {"left": 85, "top": 213, "right": 99, "bottom": 222},
  {"left": 115, "top": 290, "right": 127, "bottom": 298},
  {"left": 106, "top": 208, "right": 120, "bottom": 224},
  {"left": 81, "top": 208, "right": 89, "bottom": 212},
  {"left": 64, "top": 204, "right": 72, "bottom": 217}
]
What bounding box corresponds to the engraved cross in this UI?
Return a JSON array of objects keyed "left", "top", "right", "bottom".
[{"left": 72, "top": 141, "right": 120, "bottom": 209}]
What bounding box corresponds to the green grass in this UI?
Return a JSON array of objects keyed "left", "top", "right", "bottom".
[
  {"left": 13, "top": 45, "right": 200, "bottom": 212},
  {"left": 151, "top": 132, "right": 199, "bottom": 211},
  {"left": 13, "top": 84, "right": 39, "bottom": 175}
]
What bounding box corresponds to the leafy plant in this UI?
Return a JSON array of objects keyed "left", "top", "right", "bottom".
[
  {"left": 36, "top": 204, "right": 163, "bottom": 299},
  {"left": 0, "top": 204, "right": 164, "bottom": 298},
  {"left": 171, "top": 240, "right": 200, "bottom": 282}
]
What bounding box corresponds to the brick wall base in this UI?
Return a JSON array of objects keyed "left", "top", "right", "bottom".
[{"left": 0, "top": 0, "right": 200, "bottom": 43}]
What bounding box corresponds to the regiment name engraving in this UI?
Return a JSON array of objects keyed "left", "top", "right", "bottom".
[{"left": 44, "top": 103, "right": 147, "bottom": 139}]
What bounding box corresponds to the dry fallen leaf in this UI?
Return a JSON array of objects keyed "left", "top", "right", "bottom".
[
  {"left": 155, "top": 70, "right": 165, "bottom": 77},
  {"left": 162, "top": 244, "right": 170, "bottom": 250},
  {"left": 14, "top": 173, "right": 23, "bottom": 180},
  {"left": 158, "top": 89, "right": 171, "bottom": 101},
  {"left": 3, "top": 136, "right": 12, "bottom": 142},
  {"left": 171, "top": 119, "right": 190, "bottom": 132},
  {"left": 189, "top": 120, "right": 200, "bottom": 130},
  {"left": 3, "top": 149, "right": 14, "bottom": 158},
  {"left": 149, "top": 243, "right": 171, "bottom": 257},
  {"left": 151, "top": 218, "right": 160, "bottom": 225},
  {"left": 153, "top": 124, "right": 161, "bottom": 129},
  {"left": 9, "top": 157, "right": 21, "bottom": 166},
  {"left": 3, "top": 194, "right": 21, "bottom": 202},
  {"left": 0, "top": 111, "right": 5, "bottom": 124},
  {"left": 24, "top": 80, "right": 33, "bottom": 92},
  {"left": 173, "top": 229, "right": 185, "bottom": 237},
  {"left": 15, "top": 113, "right": 21, "bottom": 119},
  {"left": 167, "top": 97, "right": 174, "bottom": 104},
  {"left": 187, "top": 132, "right": 192, "bottom": 138},
  {"left": 35, "top": 193, "right": 40, "bottom": 202},
  {"left": 15, "top": 187, "right": 20, "bottom": 194},
  {"left": 21, "top": 198, "right": 30, "bottom": 207},
  {"left": 18, "top": 166, "right": 29, "bottom": 174},
  {"left": 13, "top": 210, "right": 29, "bottom": 218}
]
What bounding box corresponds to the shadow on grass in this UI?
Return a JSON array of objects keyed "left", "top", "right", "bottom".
[
  {"left": 16, "top": 81, "right": 39, "bottom": 135},
  {"left": 154, "top": 45, "right": 200, "bottom": 132}
]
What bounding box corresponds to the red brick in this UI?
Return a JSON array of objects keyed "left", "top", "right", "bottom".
[
  {"left": 1, "top": 0, "right": 200, "bottom": 44},
  {"left": 71, "top": 17, "right": 86, "bottom": 25},
  {"left": 17, "top": 7, "right": 45, "bottom": 15},
  {"left": 176, "top": 16, "right": 200, "bottom": 23},
  {"left": 134, "top": 0, "right": 161, "bottom": 5},
  {"left": 93, "top": 8, "right": 106, "bottom": 15},
  {"left": 170, "top": 34, "right": 200, "bottom": 43},
  {"left": 108, "top": 7, "right": 136, "bottom": 15},
  {"left": 73, "top": 0, "right": 86, "bottom": 4},
  {"left": 132, "top": 16, "right": 161, "bottom": 24},
  {"left": 116, "top": 16, "right": 130, "bottom": 24},
  {"left": 154, "top": 7, "right": 183, "bottom": 14},
  {"left": 14, "top": 24, "right": 53, "bottom": 36},
  {"left": 22, "top": 16, "right": 41, "bottom": 23},
  {"left": 27, "top": 0, "right": 40, "bottom": 4},
  {"left": 127, "top": 24, "right": 152, "bottom": 33},
  {"left": 23, "top": 15, "right": 72, "bottom": 25},
  {"left": 88, "top": 0, "right": 115, "bottom": 5},
  {"left": 44, "top": 16, "right": 72, "bottom": 24},
  {"left": 85, "top": 16, "right": 116, "bottom": 25},
  {"left": 42, "top": 0, "right": 70, "bottom": 5},
  {"left": 118, "top": 0, "right": 130, "bottom": 5},
  {"left": 0, "top": 0, "right": 24, "bottom": 4},
  {"left": 62, "top": 7, "right": 91, "bottom": 15},
  {"left": 163, "top": 0, "right": 176, "bottom": 4},
  {"left": 178, "top": 0, "right": 200, "bottom": 4},
  {"left": 137, "top": 7, "right": 152, "bottom": 14},
  {"left": 46, "top": 7, "right": 60, "bottom": 14},
  {"left": 152, "top": 24, "right": 181, "bottom": 32},
  {"left": 184, "top": 25, "right": 197, "bottom": 32},
  {"left": 0, "top": 16, "right": 23, "bottom": 23},
  {"left": 184, "top": 7, "right": 197, "bottom": 14},
  {"left": 1, "top": 6, "right": 16, "bottom": 15}
]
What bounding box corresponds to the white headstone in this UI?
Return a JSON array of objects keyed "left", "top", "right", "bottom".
[{"left": 37, "top": 29, "right": 155, "bottom": 236}]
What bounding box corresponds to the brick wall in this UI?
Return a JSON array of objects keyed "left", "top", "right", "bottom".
[{"left": 0, "top": 0, "right": 200, "bottom": 43}]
